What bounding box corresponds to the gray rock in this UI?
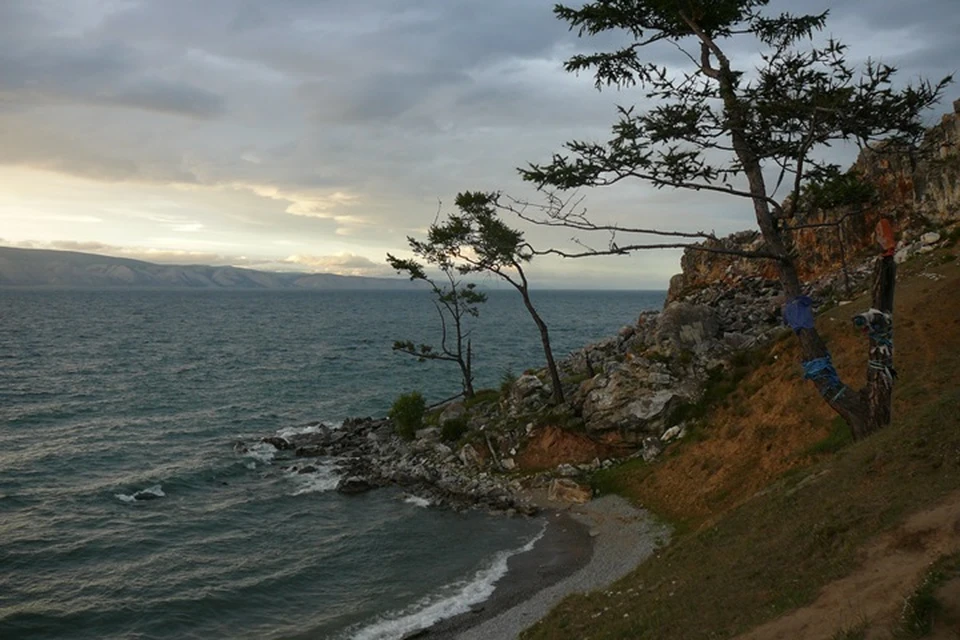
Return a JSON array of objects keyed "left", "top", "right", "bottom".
[
  {"left": 655, "top": 302, "right": 720, "bottom": 353},
  {"left": 458, "top": 443, "right": 483, "bottom": 469},
  {"left": 415, "top": 427, "right": 440, "bottom": 441},
  {"left": 626, "top": 390, "right": 679, "bottom": 423},
  {"left": 922, "top": 231, "right": 942, "bottom": 245},
  {"left": 337, "top": 476, "right": 374, "bottom": 495},
  {"left": 512, "top": 374, "right": 544, "bottom": 401},
  {"left": 556, "top": 463, "right": 579, "bottom": 477},
  {"left": 661, "top": 426, "right": 683, "bottom": 442},
  {"left": 438, "top": 402, "right": 466, "bottom": 424},
  {"left": 260, "top": 436, "right": 290, "bottom": 450},
  {"left": 641, "top": 437, "right": 664, "bottom": 462}
]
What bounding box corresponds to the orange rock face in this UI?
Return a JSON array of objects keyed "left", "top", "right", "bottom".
[
  {"left": 516, "top": 425, "right": 626, "bottom": 471},
  {"left": 668, "top": 101, "right": 960, "bottom": 302}
]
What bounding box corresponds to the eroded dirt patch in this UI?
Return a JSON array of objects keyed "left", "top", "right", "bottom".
[{"left": 737, "top": 493, "right": 960, "bottom": 640}]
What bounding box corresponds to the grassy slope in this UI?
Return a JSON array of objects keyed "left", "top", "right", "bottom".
[{"left": 522, "top": 247, "right": 960, "bottom": 640}]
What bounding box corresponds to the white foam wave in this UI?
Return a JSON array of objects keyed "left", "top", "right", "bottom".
[
  {"left": 286, "top": 464, "right": 341, "bottom": 496},
  {"left": 244, "top": 441, "right": 278, "bottom": 465},
  {"left": 349, "top": 525, "right": 546, "bottom": 640},
  {"left": 115, "top": 484, "right": 165, "bottom": 503},
  {"left": 402, "top": 494, "right": 432, "bottom": 508},
  {"left": 277, "top": 420, "right": 342, "bottom": 439}
]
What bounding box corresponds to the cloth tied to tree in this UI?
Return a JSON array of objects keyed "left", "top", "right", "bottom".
[
  {"left": 802, "top": 356, "right": 845, "bottom": 401},
  {"left": 875, "top": 219, "right": 897, "bottom": 257},
  {"left": 783, "top": 296, "right": 815, "bottom": 333}
]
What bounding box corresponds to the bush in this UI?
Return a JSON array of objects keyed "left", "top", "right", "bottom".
[
  {"left": 389, "top": 392, "right": 426, "bottom": 440},
  {"left": 441, "top": 417, "right": 469, "bottom": 443}
]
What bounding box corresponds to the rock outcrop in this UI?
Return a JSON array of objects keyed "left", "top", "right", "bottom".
[
  {"left": 668, "top": 99, "right": 960, "bottom": 303},
  {"left": 239, "top": 418, "right": 537, "bottom": 515}
]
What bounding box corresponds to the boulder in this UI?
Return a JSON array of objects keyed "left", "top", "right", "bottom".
[
  {"left": 512, "top": 374, "right": 544, "bottom": 401},
  {"left": 458, "top": 443, "right": 483, "bottom": 469},
  {"left": 655, "top": 302, "right": 720, "bottom": 353},
  {"left": 337, "top": 476, "right": 373, "bottom": 495},
  {"left": 415, "top": 427, "right": 441, "bottom": 441},
  {"left": 626, "top": 390, "right": 680, "bottom": 424},
  {"left": 438, "top": 402, "right": 466, "bottom": 424},
  {"left": 260, "top": 436, "right": 290, "bottom": 450},
  {"left": 547, "top": 478, "right": 592, "bottom": 504},
  {"left": 556, "top": 463, "right": 579, "bottom": 477},
  {"left": 661, "top": 425, "right": 683, "bottom": 442},
  {"left": 641, "top": 437, "right": 664, "bottom": 462}
]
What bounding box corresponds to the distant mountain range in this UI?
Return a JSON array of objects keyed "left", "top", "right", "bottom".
[{"left": 0, "top": 247, "right": 422, "bottom": 290}]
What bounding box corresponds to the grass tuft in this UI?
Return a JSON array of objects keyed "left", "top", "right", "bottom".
[{"left": 805, "top": 416, "right": 855, "bottom": 456}]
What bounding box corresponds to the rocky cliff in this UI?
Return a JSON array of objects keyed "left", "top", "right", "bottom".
[{"left": 668, "top": 99, "right": 960, "bottom": 302}]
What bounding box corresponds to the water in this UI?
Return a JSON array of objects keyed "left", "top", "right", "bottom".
[{"left": 0, "top": 288, "right": 664, "bottom": 639}]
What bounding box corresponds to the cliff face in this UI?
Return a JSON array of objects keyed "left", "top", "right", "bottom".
[{"left": 668, "top": 100, "right": 960, "bottom": 301}]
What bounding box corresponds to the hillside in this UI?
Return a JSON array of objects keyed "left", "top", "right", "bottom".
[
  {"left": 0, "top": 246, "right": 421, "bottom": 290},
  {"left": 521, "top": 242, "right": 960, "bottom": 639}
]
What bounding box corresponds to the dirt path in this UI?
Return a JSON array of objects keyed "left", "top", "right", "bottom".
[{"left": 737, "top": 491, "right": 960, "bottom": 640}]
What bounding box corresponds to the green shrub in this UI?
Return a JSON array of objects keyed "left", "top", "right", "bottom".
[
  {"left": 441, "top": 417, "right": 469, "bottom": 443},
  {"left": 897, "top": 569, "right": 946, "bottom": 637},
  {"left": 389, "top": 392, "right": 426, "bottom": 440}
]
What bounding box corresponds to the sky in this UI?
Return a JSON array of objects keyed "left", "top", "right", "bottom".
[{"left": 1, "top": 0, "right": 958, "bottom": 289}]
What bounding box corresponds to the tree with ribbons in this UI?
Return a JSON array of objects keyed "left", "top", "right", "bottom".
[{"left": 518, "top": 0, "right": 951, "bottom": 438}]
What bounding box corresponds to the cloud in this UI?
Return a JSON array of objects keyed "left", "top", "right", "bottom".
[
  {"left": 1, "top": 0, "right": 958, "bottom": 286},
  {"left": 285, "top": 252, "right": 392, "bottom": 276},
  {"left": 45, "top": 241, "right": 226, "bottom": 265},
  {"left": 100, "top": 80, "right": 226, "bottom": 119}
]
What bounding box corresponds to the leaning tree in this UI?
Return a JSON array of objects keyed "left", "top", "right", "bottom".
[
  {"left": 518, "top": 0, "right": 950, "bottom": 438},
  {"left": 423, "top": 191, "right": 566, "bottom": 404},
  {"left": 387, "top": 243, "right": 486, "bottom": 399}
]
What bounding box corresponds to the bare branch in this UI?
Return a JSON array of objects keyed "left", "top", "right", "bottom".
[
  {"left": 497, "top": 192, "right": 718, "bottom": 239},
  {"left": 533, "top": 243, "right": 780, "bottom": 260},
  {"left": 782, "top": 210, "right": 857, "bottom": 231}
]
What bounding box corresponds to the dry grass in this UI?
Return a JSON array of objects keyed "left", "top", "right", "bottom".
[{"left": 522, "top": 247, "right": 960, "bottom": 640}]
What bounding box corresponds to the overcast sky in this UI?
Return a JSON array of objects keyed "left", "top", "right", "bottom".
[{"left": 1, "top": 0, "right": 957, "bottom": 288}]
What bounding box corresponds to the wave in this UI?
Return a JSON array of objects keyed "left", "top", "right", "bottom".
[
  {"left": 285, "top": 463, "right": 341, "bottom": 496},
  {"left": 402, "top": 494, "right": 432, "bottom": 508},
  {"left": 276, "top": 420, "right": 342, "bottom": 439},
  {"left": 347, "top": 524, "right": 546, "bottom": 640},
  {"left": 242, "top": 441, "right": 278, "bottom": 465},
  {"left": 115, "top": 484, "right": 166, "bottom": 503}
]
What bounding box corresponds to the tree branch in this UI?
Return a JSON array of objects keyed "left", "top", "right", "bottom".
[
  {"left": 497, "top": 193, "right": 718, "bottom": 239},
  {"left": 533, "top": 243, "right": 780, "bottom": 260}
]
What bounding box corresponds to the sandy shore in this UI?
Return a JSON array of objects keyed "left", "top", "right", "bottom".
[{"left": 414, "top": 494, "right": 669, "bottom": 640}]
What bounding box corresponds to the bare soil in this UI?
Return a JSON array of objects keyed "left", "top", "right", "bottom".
[{"left": 738, "top": 493, "right": 960, "bottom": 639}]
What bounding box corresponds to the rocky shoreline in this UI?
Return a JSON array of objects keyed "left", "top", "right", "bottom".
[
  {"left": 238, "top": 417, "right": 539, "bottom": 515},
  {"left": 233, "top": 228, "right": 955, "bottom": 519},
  {"left": 233, "top": 101, "right": 960, "bottom": 515}
]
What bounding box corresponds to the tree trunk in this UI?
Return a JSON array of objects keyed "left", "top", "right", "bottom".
[
  {"left": 860, "top": 256, "right": 896, "bottom": 436},
  {"left": 462, "top": 339, "right": 475, "bottom": 398},
  {"left": 729, "top": 129, "right": 868, "bottom": 434},
  {"left": 519, "top": 289, "right": 565, "bottom": 404}
]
